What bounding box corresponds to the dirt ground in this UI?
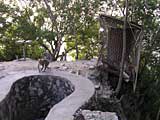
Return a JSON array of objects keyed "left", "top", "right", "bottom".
[{"left": 0, "top": 58, "right": 97, "bottom": 79}]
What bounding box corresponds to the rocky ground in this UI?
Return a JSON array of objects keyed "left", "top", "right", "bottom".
[{"left": 0, "top": 58, "right": 97, "bottom": 79}]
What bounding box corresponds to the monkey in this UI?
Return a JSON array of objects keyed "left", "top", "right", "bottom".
[
  {"left": 38, "top": 59, "right": 50, "bottom": 72},
  {"left": 127, "top": 64, "right": 136, "bottom": 81}
]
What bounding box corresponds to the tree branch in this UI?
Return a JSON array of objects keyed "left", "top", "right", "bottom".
[
  {"left": 43, "top": 0, "right": 59, "bottom": 33},
  {"left": 41, "top": 43, "right": 52, "bottom": 55}
]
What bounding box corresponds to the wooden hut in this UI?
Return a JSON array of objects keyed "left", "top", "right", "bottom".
[{"left": 99, "top": 14, "right": 143, "bottom": 89}]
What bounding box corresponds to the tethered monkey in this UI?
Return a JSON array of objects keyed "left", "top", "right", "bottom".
[{"left": 38, "top": 50, "right": 52, "bottom": 72}]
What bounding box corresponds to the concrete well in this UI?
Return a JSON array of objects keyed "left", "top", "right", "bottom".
[{"left": 0, "top": 75, "right": 74, "bottom": 120}]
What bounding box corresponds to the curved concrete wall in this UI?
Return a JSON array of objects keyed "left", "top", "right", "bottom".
[
  {"left": 0, "top": 70, "right": 95, "bottom": 120},
  {"left": 0, "top": 75, "right": 74, "bottom": 120}
]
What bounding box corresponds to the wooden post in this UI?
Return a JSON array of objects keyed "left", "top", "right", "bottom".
[
  {"left": 115, "top": 0, "right": 129, "bottom": 94},
  {"left": 23, "top": 44, "right": 26, "bottom": 61}
]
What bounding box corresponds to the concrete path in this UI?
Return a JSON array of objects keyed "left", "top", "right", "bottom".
[{"left": 0, "top": 69, "right": 95, "bottom": 120}]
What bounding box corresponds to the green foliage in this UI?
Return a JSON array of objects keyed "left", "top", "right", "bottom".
[
  {"left": 99, "top": 0, "right": 160, "bottom": 120},
  {"left": 27, "top": 41, "right": 44, "bottom": 59},
  {"left": 64, "top": 0, "right": 100, "bottom": 60},
  {"left": 137, "top": 32, "right": 160, "bottom": 120},
  {"left": 120, "top": 0, "right": 160, "bottom": 120},
  {"left": 66, "top": 21, "right": 100, "bottom": 60},
  {"left": 0, "top": 0, "right": 100, "bottom": 61},
  {"left": 0, "top": 1, "right": 55, "bottom": 60}
]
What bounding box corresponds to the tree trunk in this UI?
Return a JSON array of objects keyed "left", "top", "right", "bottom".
[
  {"left": 22, "top": 45, "right": 26, "bottom": 61},
  {"left": 43, "top": 0, "right": 62, "bottom": 61},
  {"left": 115, "top": 0, "right": 129, "bottom": 94},
  {"left": 43, "top": 0, "right": 56, "bottom": 23},
  {"left": 73, "top": 23, "right": 78, "bottom": 60},
  {"left": 75, "top": 39, "right": 79, "bottom": 60}
]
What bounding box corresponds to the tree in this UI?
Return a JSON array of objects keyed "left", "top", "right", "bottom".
[
  {"left": 26, "top": 0, "right": 100, "bottom": 61},
  {"left": 0, "top": 0, "right": 101, "bottom": 61},
  {"left": 97, "top": 0, "right": 160, "bottom": 120},
  {"left": 0, "top": 2, "right": 22, "bottom": 60},
  {"left": 65, "top": 0, "right": 100, "bottom": 60}
]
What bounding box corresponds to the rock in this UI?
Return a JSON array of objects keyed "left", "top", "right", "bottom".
[
  {"left": 62, "top": 66, "right": 68, "bottom": 70},
  {"left": 70, "top": 70, "right": 77, "bottom": 74},
  {"left": 0, "top": 76, "right": 5, "bottom": 79},
  {"left": 34, "top": 82, "right": 41, "bottom": 88},
  {"left": 90, "top": 58, "right": 97, "bottom": 62},
  {"left": 37, "top": 88, "right": 43, "bottom": 96},
  {"left": 74, "top": 114, "right": 85, "bottom": 120},
  {"left": 83, "top": 65, "right": 88, "bottom": 68},
  {"left": 94, "top": 83, "right": 101, "bottom": 90},
  {"left": 89, "top": 66, "right": 95, "bottom": 70},
  {"left": 81, "top": 110, "right": 118, "bottom": 120},
  {"left": 53, "top": 66, "right": 60, "bottom": 69},
  {"left": 61, "top": 63, "right": 65, "bottom": 66},
  {"left": 77, "top": 70, "right": 81, "bottom": 75}
]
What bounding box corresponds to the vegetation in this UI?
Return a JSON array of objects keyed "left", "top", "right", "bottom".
[
  {"left": 0, "top": 0, "right": 160, "bottom": 120},
  {"left": 0, "top": 0, "right": 100, "bottom": 61}
]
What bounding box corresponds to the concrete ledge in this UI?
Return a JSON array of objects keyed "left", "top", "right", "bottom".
[{"left": 0, "top": 70, "right": 95, "bottom": 120}]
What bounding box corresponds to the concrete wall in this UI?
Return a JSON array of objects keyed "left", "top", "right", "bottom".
[{"left": 0, "top": 75, "right": 74, "bottom": 120}]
